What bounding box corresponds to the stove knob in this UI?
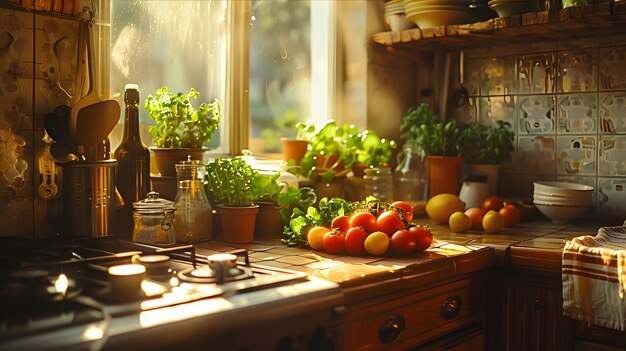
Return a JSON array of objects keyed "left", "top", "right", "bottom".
[{"left": 379, "top": 314, "right": 405, "bottom": 344}]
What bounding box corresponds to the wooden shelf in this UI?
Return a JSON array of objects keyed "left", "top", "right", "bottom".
[{"left": 373, "top": 2, "right": 626, "bottom": 52}]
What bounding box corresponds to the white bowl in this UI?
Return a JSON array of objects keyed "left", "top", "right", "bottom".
[
  {"left": 533, "top": 198, "right": 592, "bottom": 207},
  {"left": 385, "top": 13, "right": 418, "bottom": 31},
  {"left": 533, "top": 190, "right": 592, "bottom": 202},
  {"left": 533, "top": 181, "right": 593, "bottom": 194},
  {"left": 535, "top": 203, "right": 592, "bottom": 224}
]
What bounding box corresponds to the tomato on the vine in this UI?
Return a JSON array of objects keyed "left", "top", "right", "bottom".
[
  {"left": 375, "top": 210, "right": 405, "bottom": 237},
  {"left": 331, "top": 215, "right": 351, "bottom": 233},
  {"left": 390, "top": 229, "right": 416, "bottom": 254},
  {"left": 322, "top": 231, "right": 345, "bottom": 254},
  {"left": 391, "top": 201, "right": 414, "bottom": 222},
  {"left": 408, "top": 225, "right": 433, "bottom": 252},
  {"left": 345, "top": 227, "right": 368, "bottom": 256},
  {"left": 349, "top": 212, "right": 377, "bottom": 232}
]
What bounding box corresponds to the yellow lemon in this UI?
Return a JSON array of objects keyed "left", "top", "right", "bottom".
[
  {"left": 482, "top": 210, "right": 504, "bottom": 234},
  {"left": 449, "top": 211, "right": 472, "bottom": 233},
  {"left": 425, "top": 193, "right": 466, "bottom": 224}
]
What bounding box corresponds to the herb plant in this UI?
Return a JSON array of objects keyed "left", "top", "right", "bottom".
[
  {"left": 276, "top": 187, "right": 317, "bottom": 226},
  {"left": 204, "top": 157, "right": 259, "bottom": 207},
  {"left": 400, "top": 103, "right": 462, "bottom": 157},
  {"left": 251, "top": 172, "right": 283, "bottom": 203},
  {"left": 355, "top": 130, "right": 397, "bottom": 168},
  {"left": 459, "top": 121, "right": 515, "bottom": 165},
  {"left": 298, "top": 121, "right": 357, "bottom": 182},
  {"left": 144, "top": 86, "right": 221, "bottom": 148}
]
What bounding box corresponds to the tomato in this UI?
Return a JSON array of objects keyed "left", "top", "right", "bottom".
[
  {"left": 349, "top": 212, "right": 377, "bottom": 232},
  {"left": 331, "top": 215, "right": 351, "bottom": 233},
  {"left": 391, "top": 201, "right": 414, "bottom": 222},
  {"left": 375, "top": 210, "right": 405, "bottom": 237},
  {"left": 322, "top": 232, "right": 345, "bottom": 254},
  {"left": 390, "top": 229, "right": 416, "bottom": 255},
  {"left": 307, "top": 226, "right": 329, "bottom": 250},
  {"left": 481, "top": 196, "right": 504, "bottom": 212},
  {"left": 408, "top": 225, "right": 433, "bottom": 252},
  {"left": 464, "top": 207, "right": 486, "bottom": 230},
  {"left": 499, "top": 204, "right": 521, "bottom": 227},
  {"left": 345, "top": 227, "right": 368, "bottom": 256},
  {"left": 364, "top": 231, "right": 389, "bottom": 256}
]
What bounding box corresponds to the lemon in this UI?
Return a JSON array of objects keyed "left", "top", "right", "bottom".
[
  {"left": 449, "top": 211, "right": 472, "bottom": 233},
  {"left": 482, "top": 210, "right": 504, "bottom": 234},
  {"left": 425, "top": 194, "right": 466, "bottom": 224}
]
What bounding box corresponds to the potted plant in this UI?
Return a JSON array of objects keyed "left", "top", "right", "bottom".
[
  {"left": 144, "top": 86, "right": 221, "bottom": 176},
  {"left": 251, "top": 171, "right": 284, "bottom": 239},
  {"left": 281, "top": 119, "right": 315, "bottom": 165},
  {"left": 204, "top": 157, "right": 259, "bottom": 243},
  {"left": 459, "top": 120, "right": 515, "bottom": 196},
  {"left": 352, "top": 130, "right": 397, "bottom": 177},
  {"left": 400, "top": 103, "right": 463, "bottom": 197}
]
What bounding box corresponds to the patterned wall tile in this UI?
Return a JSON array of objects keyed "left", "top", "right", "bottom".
[
  {"left": 556, "top": 136, "right": 596, "bottom": 175},
  {"left": 556, "top": 93, "right": 596, "bottom": 134},
  {"left": 481, "top": 56, "right": 516, "bottom": 96},
  {"left": 597, "top": 177, "right": 626, "bottom": 220},
  {"left": 558, "top": 49, "right": 597, "bottom": 93},
  {"left": 517, "top": 136, "right": 555, "bottom": 174},
  {"left": 599, "top": 135, "right": 626, "bottom": 176},
  {"left": 599, "top": 91, "right": 626, "bottom": 134},
  {"left": 479, "top": 95, "right": 516, "bottom": 130},
  {"left": 599, "top": 46, "right": 626, "bottom": 91},
  {"left": 518, "top": 95, "right": 555, "bottom": 135},
  {"left": 518, "top": 53, "right": 556, "bottom": 95}
]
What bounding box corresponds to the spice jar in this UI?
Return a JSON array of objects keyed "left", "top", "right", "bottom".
[{"left": 132, "top": 191, "right": 176, "bottom": 246}]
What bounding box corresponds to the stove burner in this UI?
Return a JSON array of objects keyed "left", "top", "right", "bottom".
[
  {"left": 177, "top": 254, "right": 253, "bottom": 284},
  {"left": 132, "top": 254, "right": 171, "bottom": 278},
  {"left": 0, "top": 270, "right": 82, "bottom": 307}
]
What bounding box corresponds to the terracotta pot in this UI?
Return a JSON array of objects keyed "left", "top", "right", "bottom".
[
  {"left": 151, "top": 147, "right": 207, "bottom": 177},
  {"left": 427, "top": 156, "right": 463, "bottom": 197},
  {"left": 351, "top": 163, "right": 370, "bottom": 178},
  {"left": 217, "top": 204, "right": 259, "bottom": 243},
  {"left": 281, "top": 138, "right": 308, "bottom": 164},
  {"left": 254, "top": 202, "right": 283, "bottom": 239},
  {"left": 315, "top": 154, "right": 346, "bottom": 176},
  {"left": 313, "top": 176, "right": 346, "bottom": 200}
]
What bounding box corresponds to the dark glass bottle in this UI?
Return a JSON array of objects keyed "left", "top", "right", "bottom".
[{"left": 114, "top": 84, "right": 151, "bottom": 238}]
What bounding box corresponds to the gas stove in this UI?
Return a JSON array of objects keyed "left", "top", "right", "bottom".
[{"left": 0, "top": 237, "right": 343, "bottom": 351}]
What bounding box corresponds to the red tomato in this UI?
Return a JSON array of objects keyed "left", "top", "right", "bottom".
[
  {"left": 481, "top": 196, "right": 505, "bottom": 212},
  {"left": 408, "top": 225, "right": 433, "bottom": 252},
  {"left": 322, "top": 232, "right": 345, "bottom": 254},
  {"left": 345, "top": 227, "right": 368, "bottom": 256},
  {"left": 331, "top": 215, "right": 351, "bottom": 233},
  {"left": 499, "top": 204, "right": 521, "bottom": 227},
  {"left": 391, "top": 201, "right": 414, "bottom": 222},
  {"left": 390, "top": 229, "right": 416, "bottom": 255},
  {"left": 349, "top": 212, "right": 377, "bottom": 232},
  {"left": 376, "top": 211, "right": 406, "bottom": 237}
]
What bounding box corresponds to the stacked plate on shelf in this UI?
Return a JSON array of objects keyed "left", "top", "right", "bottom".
[
  {"left": 488, "top": 0, "right": 539, "bottom": 17},
  {"left": 533, "top": 181, "right": 594, "bottom": 223},
  {"left": 384, "top": 0, "right": 417, "bottom": 31},
  {"left": 403, "top": 0, "right": 478, "bottom": 29}
]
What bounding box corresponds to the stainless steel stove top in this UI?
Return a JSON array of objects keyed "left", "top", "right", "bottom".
[{"left": 0, "top": 237, "right": 343, "bottom": 351}]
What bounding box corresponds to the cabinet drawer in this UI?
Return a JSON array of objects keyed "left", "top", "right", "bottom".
[{"left": 340, "top": 277, "right": 484, "bottom": 351}]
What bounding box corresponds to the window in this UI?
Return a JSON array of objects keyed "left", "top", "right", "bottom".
[{"left": 104, "top": 0, "right": 336, "bottom": 157}]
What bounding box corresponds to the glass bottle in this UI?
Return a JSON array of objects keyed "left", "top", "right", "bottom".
[
  {"left": 114, "top": 84, "right": 151, "bottom": 238},
  {"left": 393, "top": 147, "right": 428, "bottom": 206},
  {"left": 173, "top": 158, "right": 213, "bottom": 243},
  {"left": 363, "top": 167, "right": 394, "bottom": 202}
]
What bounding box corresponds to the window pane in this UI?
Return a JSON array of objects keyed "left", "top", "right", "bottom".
[
  {"left": 109, "top": 0, "right": 229, "bottom": 152},
  {"left": 249, "top": 0, "right": 311, "bottom": 154}
]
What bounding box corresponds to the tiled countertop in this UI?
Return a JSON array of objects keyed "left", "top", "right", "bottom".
[{"left": 194, "top": 220, "right": 610, "bottom": 302}]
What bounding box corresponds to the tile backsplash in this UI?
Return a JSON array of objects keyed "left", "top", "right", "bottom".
[
  {"left": 0, "top": 6, "right": 79, "bottom": 238},
  {"left": 466, "top": 38, "right": 626, "bottom": 220}
]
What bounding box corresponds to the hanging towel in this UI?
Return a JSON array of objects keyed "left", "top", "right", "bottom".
[{"left": 562, "top": 225, "right": 626, "bottom": 331}]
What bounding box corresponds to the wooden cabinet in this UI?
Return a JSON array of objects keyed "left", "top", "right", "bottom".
[
  {"left": 338, "top": 274, "right": 486, "bottom": 351},
  {"left": 501, "top": 267, "right": 574, "bottom": 351}
]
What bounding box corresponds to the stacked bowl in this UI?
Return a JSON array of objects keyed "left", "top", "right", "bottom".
[
  {"left": 385, "top": 0, "right": 417, "bottom": 32},
  {"left": 533, "top": 181, "right": 593, "bottom": 223},
  {"left": 403, "top": 0, "right": 478, "bottom": 28},
  {"left": 488, "top": 0, "right": 539, "bottom": 17}
]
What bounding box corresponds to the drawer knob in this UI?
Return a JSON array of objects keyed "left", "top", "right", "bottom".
[
  {"left": 379, "top": 314, "right": 405, "bottom": 344},
  {"left": 440, "top": 295, "right": 462, "bottom": 320}
]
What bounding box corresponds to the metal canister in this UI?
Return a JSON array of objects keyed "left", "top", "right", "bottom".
[{"left": 59, "top": 160, "right": 117, "bottom": 237}]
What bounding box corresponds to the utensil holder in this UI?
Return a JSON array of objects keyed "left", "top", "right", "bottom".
[{"left": 59, "top": 160, "right": 117, "bottom": 237}]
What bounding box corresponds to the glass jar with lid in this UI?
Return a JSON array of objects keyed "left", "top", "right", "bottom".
[
  {"left": 132, "top": 191, "right": 176, "bottom": 246},
  {"left": 173, "top": 157, "right": 214, "bottom": 243}
]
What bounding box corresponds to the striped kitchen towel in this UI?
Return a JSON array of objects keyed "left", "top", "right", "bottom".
[{"left": 562, "top": 226, "right": 626, "bottom": 331}]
